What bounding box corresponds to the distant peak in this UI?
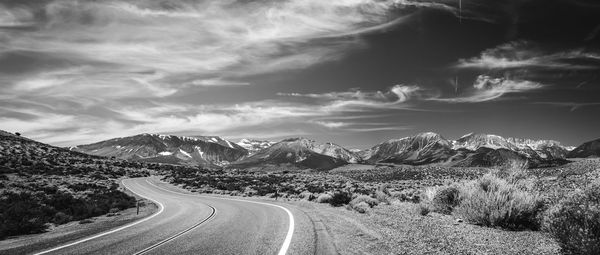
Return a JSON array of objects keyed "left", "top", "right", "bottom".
[{"left": 415, "top": 132, "right": 442, "bottom": 139}]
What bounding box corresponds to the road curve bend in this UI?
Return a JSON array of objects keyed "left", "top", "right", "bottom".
[{"left": 33, "top": 177, "right": 300, "bottom": 255}]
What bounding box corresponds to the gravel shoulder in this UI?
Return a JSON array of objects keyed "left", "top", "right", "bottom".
[{"left": 280, "top": 200, "right": 560, "bottom": 255}]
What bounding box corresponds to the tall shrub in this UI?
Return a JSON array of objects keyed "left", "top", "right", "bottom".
[
  {"left": 454, "top": 174, "right": 544, "bottom": 230},
  {"left": 544, "top": 181, "right": 600, "bottom": 255}
]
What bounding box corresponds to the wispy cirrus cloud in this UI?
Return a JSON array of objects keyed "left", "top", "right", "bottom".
[
  {"left": 278, "top": 84, "right": 422, "bottom": 110},
  {"left": 430, "top": 75, "right": 543, "bottom": 103},
  {"left": 455, "top": 41, "right": 600, "bottom": 70},
  {"left": 1, "top": 0, "right": 461, "bottom": 145}
]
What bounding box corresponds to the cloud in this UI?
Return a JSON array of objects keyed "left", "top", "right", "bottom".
[
  {"left": 0, "top": 0, "right": 423, "bottom": 83},
  {"left": 430, "top": 75, "right": 543, "bottom": 103},
  {"left": 1, "top": 0, "right": 457, "bottom": 146},
  {"left": 312, "top": 121, "right": 348, "bottom": 129},
  {"left": 455, "top": 41, "right": 600, "bottom": 70},
  {"left": 345, "top": 126, "right": 412, "bottom": 132},
  {"left": 189, "top": 78, "right": 250, "bottom": 87},
  {"left": 278, "top": 84, "right": 421, "bottom": 110}
]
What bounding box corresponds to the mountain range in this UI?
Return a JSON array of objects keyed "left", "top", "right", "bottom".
[{"left": 65, "top": 131, "right": 599, "bottom": 170}]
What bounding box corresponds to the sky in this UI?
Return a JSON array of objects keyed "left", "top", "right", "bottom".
[{"left": 1, "top": 0, "right": 599, "bottom": 149}]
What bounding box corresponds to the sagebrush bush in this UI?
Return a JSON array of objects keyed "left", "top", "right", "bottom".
[
  {"left": 352, "top": 202, "right": 370, "bottom": 214},
  {"left": 350, "top": 195, "right": 379, "bottom": 208},
  {"left": 454, "top": 174, "right": 544, "bottom": 230},
  {"left": 316, "top": 193, "right": 332, "bottom": 203},
  {"left": 375, "top": 190, "right": 390, "bottom": 205},
  {"left": 391, "top": 188, "right": 421, "bottom": 203},
  {"left": 543, "top": 181, "right": 600, "bottom": 255},
  {"left": 329, "top": 191, "right": 352, "bottom": 207},
  {"left": 432, "top": 186, "right": 461, "bottom": 215}
]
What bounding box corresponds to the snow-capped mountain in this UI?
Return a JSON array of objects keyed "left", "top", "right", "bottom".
[
  {"left": 236, "top": 139, "right": 275, "bottom": 155},
  {"left": 360, "top": 132, "right": 570, "bottom": 168},
  {"left": 361, "top": 132, "right": 454, "bottom": 165},
  {"left": 454, "top": 133, "right": 571, "bottom": 160},
  {"left": 230, "top": 138, "right": 354, "bottom": 170},
  {"left": 73, "top": 133, "right": 248, "bottom": 167},
  {"left": 452, "top": 133, "right": 519, "bottom": 151},
  {"left": 312, "top": 142, "right": 362, "bottom": 163},
  {"left": 567, "top": 138, "right": 600, "bottom": 158}
]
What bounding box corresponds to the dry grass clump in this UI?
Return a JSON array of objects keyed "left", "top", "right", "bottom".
[
  {"left": 454, "top": 174, "right": 544, "bottom": 230},
  {"left": 543, "top": 180, "right": 600, "bottom": 255},
  {"left": 415, "top": 186, "right": 437, "bottom": 216},
  {"left": 417, "top": 202, "right": 431, "bottom": 216}
]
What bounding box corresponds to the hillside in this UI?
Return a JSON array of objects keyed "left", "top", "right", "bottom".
[
  {"left": 567, "top": 138, "right": 600, "bottom": 158},
  {"left": 0, "top": 130, "right": 149, "bottom": 239}
]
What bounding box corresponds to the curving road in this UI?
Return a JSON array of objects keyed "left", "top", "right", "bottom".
[{"left": 32, "top": 177, "right": 309, "bottom": 255}]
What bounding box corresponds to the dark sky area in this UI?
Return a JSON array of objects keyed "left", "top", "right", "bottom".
[{"left": 1, "top": 0, "right": 599, "bottom": 148}]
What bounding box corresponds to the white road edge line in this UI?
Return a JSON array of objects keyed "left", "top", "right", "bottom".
[
  {"left": 34, "top": 179, "right": 165, "bottom": 255},
  {"left": 145, "top": 178, "right": 295, "bottom": 255}
]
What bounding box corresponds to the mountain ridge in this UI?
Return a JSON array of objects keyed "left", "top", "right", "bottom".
[
  {"left": 66, "top": 131, "right": 596, "bottom": 169},
  {"left": 73, "top": 133, "right": 248, "bottom": 167}
]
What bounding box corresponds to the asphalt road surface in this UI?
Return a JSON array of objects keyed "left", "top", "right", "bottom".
[{"left": 33, "top": 177, "right": 312, "bottom": 255}]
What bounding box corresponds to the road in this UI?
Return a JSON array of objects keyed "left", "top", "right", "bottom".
[{"left": 32, "top": 177, "right": 309, "bottom": 255}]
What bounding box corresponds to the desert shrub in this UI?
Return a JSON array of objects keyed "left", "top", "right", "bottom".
[
  {"left": 329, "top": 191, "right": 352, "bottom": 207},
  {"left": 0, "top": 192, "right": 48, "bottom": 238},
  {"left": 432, "top": 186, "right": 461, "bottom": 214},
  {"left": 422, "top": 187, "right": 438, "bottom": 203},
  {"left": 299, "top": 191, "right": 316, "bottom": 201},
  {"left": 52, "top": 211, "right": 73, "bottom": 225},
  {"left": 350, "top": 195, "right": 379, "bottom": 208},
  {"left": 391, "top": 188, "right": 421, "bottom": 203},
  {"left": 495, "top": 159, "right": 529, "bottom": 182},
  {"left": 454, "top": 174, "right": 544, "bottom": 230},
  {"left": 417, "top": 202, "right": 431, "bottom": 216},
  {"left": 377, "top": 183, "right": 392, "bottom": 195},
  {"left": 352, "top": 202, "right": 370, "bottom": 214},
  {"left": 543, "top": 181, "right": 600, "bottom": 255},
  {"left": 316, "top": 193, "right": 333, "bottom": 203},
  {"left": 375, "top": 190, "right": 390, "bottom": 205}
]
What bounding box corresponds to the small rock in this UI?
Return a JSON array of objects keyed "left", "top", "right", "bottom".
[{"left": 456, "top": 218, "right": 464, "bottom": 223}]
